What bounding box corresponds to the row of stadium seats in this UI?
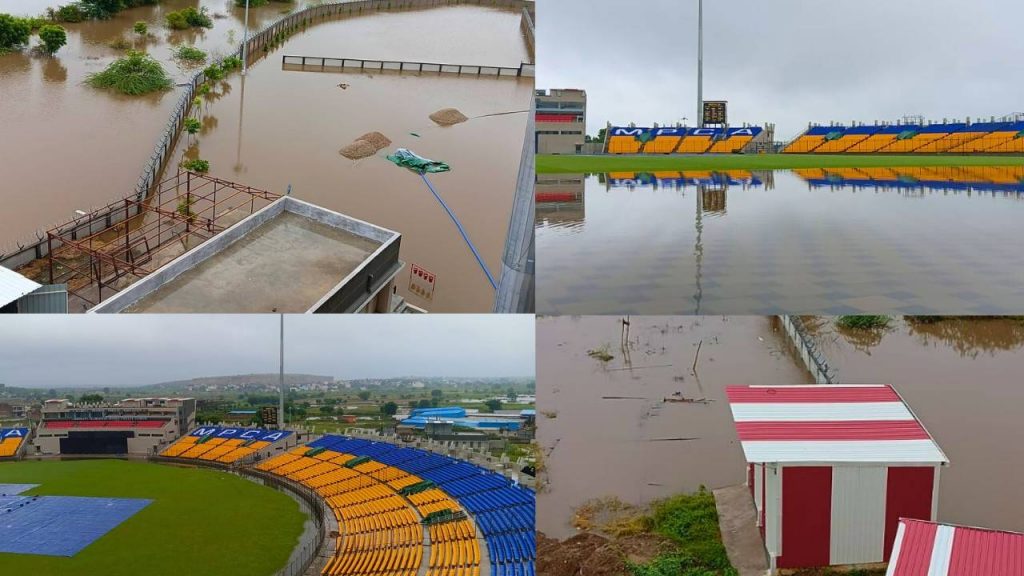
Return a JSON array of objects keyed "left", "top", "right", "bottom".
[
  {"left": 793, "top": 165, "right": 1024, "bottom": 193},
  {"left": 782, "top": 121, "right": 1024, "bottom": 153},
  {"left": 0, "top": 428, "right": 28, "bottom": 458},
  {"left": 159, "top": 434, "right": 271, "bottom": 463},
  {"left": 306, "top": 436, "right": 535, "bottom": 576},
  {"left": 606, "top": 127, "right": 763, "bottom": 155},
  {"left": 255, "top": 446, "right": 477, "bottom": 576}
]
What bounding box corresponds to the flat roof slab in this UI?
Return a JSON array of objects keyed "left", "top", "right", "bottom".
[{"left": 126, "top": 212, "right": 380, "bottom": 313}]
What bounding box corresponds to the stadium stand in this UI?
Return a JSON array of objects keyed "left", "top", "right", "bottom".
[
  {"left": 785, "top": 119, "right": 1024, "bottom": 154},
  {"left": 781, "top": 125, "right": 846, "bottom": 153},
  {"left": 606, "top": 126, "right": 764, "bottom": 154},
  {"left": 159, "top": 426, "right": 290, "bottom": 463},
  {"left": 795, "top": 165, "right": 1024, "bottom": 193},
  {"left": 0, "top": 428, "right": 29, "bottom": 458}
]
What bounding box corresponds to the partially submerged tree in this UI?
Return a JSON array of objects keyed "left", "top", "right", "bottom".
[
  {"left": 0, "top": 14, "right": 32, "bottom": 52},
  {"left": 38, "top": 24, "right": 67, "bottom": 55}
]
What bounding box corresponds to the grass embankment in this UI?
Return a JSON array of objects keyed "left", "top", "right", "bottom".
[
  {"left": 537, "top": 154, "right": 1024, "bottom": 173},
  {"left": 629, "top": 489, "right": 735, "bottom": 576},
  {"left": 0, "top": 459, "right": 305, "bottom": 576}
]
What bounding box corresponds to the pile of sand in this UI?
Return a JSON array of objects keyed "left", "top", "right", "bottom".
[
  {"left": 339, "top": 131, "right": 392, "bottom": 160},
  {"left": 429, "top": 108, "right": 469, "bottom": 126}
]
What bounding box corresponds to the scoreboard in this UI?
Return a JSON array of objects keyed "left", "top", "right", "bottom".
[
  {"left": 260, "top": 406, "right": 279, "bottom": 427},
  {"left": 703, "top": 101, "right": 727, "bottom": 126}
]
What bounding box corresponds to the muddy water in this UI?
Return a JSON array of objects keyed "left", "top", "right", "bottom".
[
  {"left": 157, "top": 10, "right": 530, "bottom": 312},
  {"left": 0, "top": 5, "right": 528, "bottom": 312},
  {"left": 803, "top": 316, "right": 1024, "bottom": 534},
  {"left": 536, "top": 315, "right": 812, "bottom": 539},
  {"left": 536, "top": 169, "right": 1024, "bottom": 315},
  {"left": 0, "top": 0, "right": 304, "bottom": 246}
]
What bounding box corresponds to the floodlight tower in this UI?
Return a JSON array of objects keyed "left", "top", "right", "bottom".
[
  {"left": 697, "top": 0, "right": 704, "bottom": 127},
  {"left": 279, "top": 314, "right": 285, "bottom": 430}
]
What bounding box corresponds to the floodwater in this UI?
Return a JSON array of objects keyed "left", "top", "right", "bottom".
[
  {"left": 802, "top": 316, "right": 1024, "bottom": 534},
  {"left": 536, "top": 315, "right": 812, "bottom": 539},
  {"left": 1, "top": 3, "right": 530, "bottom": 312},
  {"left": 157, "top": 9, "right": 531, "bottom": 312},
  {"left": 536, "top": 167, "right": 1024, "bottom": 315}
]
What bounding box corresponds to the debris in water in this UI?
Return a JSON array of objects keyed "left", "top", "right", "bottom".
[
  {"left": 601, "top": 396, "right": 647, "bottom": 400},
  {"left": 339, "top": 131, "right": 391, "bottom": 160},
  {"left": 429, "top": 107, "right": 469, "bottom": 126},
  {"left": 662, "top": 397, "right": 712, "bottom": 404},
  {"left": 587, "top": 346, "right": 614, "bottom": 362},
  {"left": 338, "top": 83, "right": 349, "bottom": 90},
  {"left": 647, "top": 437, "right": 699, "bottom": 442},
  {"left": 409, "top": 132, "right": 420, "bottom": 137}
]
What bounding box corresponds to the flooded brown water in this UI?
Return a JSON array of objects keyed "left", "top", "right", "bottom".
[
  {"left": 803, "top": 316, "right": 1024, "bottom": 534},
  {"left": 536, "top": 315, "right": 812, "bottom": 539},
  {"left": 1, "top": 4, "right": 529, "bottom": 311}
]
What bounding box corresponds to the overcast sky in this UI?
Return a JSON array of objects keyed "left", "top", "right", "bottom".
[
  {"left": 0, "top": 315, "right": 535, "bottom": 388},
  {"left": 537, "top": 0, "right": 1024, "bottom": 139}
]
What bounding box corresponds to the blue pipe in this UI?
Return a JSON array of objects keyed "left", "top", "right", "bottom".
[{"left": 418, "top": 172, "right": 497, "bottom": 290}]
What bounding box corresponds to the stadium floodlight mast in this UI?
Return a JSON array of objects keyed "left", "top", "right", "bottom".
[
  {"left": 241, "top": 0, "right": 250, "bottom": 76},
  {"left": 697, "top": 0, "right": 703, "bottom": 127},
  {"left": 279, "top": 314, "right": 285, "bottom": 430}
]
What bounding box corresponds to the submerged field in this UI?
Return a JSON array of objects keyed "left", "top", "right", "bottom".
[
  {"left": 0, "top": 459, "right": 305, "bottom": 576},
  {"left": 536, "top": 153, "right": 1024, "bottom": 173}
]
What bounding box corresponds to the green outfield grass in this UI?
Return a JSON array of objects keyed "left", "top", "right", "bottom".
[
  {"left": 0, "top": 459, "right": 305, "bottom": 576},
  {"left": 537, "top": 154, "right": 1024, "bottom": 173}
]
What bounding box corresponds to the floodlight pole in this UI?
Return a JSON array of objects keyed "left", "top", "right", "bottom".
[
  {"left": 241, "top": 0, "right": 250, "bottom": 76},
  {"left": 279, "top": 314, "right": 285, "bottom": 430},
  {"left": 697, "top": 0, "right": 703, "bottom": 127}
]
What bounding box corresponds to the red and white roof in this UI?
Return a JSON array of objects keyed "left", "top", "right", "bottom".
[
  {"left": 887, "top": 519, "right": 1024, "bottom": 576},
  {"left": 726, "top": 385, "right": 947, "bottom": 464}
]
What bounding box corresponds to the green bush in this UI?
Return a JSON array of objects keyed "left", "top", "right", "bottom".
[
  {"left": 80, "top": 0, "right": 123, "bottom": 19},
  {"left": 166, "top": 6, "right": 212, "bottom": 29},
  {"left": 38, "top": 24, "right": 67, "bottom": 54},
  {"left": 173, "top": 44, "right": 207, "bottom": 62},
  {"left": 181, "top": 158, "right": 210, "bottom": 173},
  {"left": 0, "top": 14, "right": 32, "bottom": 52},
  {"left": 234, "top": 0, "right": 269, "bottom": 7},
  {"left": 86, "top": 50, "right": 173, "bottom": 95},
  {"left": 133, "top": 20, "right": 147, "bottom": 35},
  {"left": 220, "top": 55, "right": 242, "bottom": 71},
  {"left": 108, "top": 36, "right": 131, "bottom": 50},
  {"left": 49, "top": 4, "right": 86, "bottom": 23},
  {"left": 184, "top": 117, "right": 201, "bottom": 134},
  {"left": 203, "top": 62, "right": 224, "bottom": 81}
]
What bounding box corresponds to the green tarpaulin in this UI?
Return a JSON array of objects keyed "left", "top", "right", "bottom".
[{"left": 387, "top": 148, "right": 450, "bottom": 173}]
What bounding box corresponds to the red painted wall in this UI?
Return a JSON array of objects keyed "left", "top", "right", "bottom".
[
  {"left": 884, "top": 467, "right": 936, "bottom": 560},
  {"left": 778, "top": 466, "right": 833, "bottom": 568}
]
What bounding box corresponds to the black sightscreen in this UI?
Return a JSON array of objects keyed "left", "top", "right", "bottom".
[{"left": 60, "top": 431, "right": 133, "bottom": 454}]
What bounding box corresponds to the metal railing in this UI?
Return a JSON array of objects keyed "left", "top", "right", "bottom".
[
  {"left": 281, "top": 55, "right": 532, "bottom": 77},
  {"left": 778, "top": 315, "right": 836, "bottom": 385}
]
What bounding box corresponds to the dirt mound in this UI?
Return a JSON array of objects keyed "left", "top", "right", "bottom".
[
  {"left": 429, "top": 108, "right": 469, "bottom": 126},
  {"left": 538, "top": 531, "right": 677, "bottom": 576},
  {"left": 355, "top": 131, "right": 391, "bottom": 150},
  {"left": 339, "top": 131, "right": 391, "bottom": 160}
]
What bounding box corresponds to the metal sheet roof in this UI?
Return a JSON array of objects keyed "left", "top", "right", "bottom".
[
  {"left": 0, "top": 266, "right": 41, "bottom": 308},
  {"left": 887, "top": 519, "right": 1024, "bottom": 576},
  {"left": 726, "top": 385, "right": 948, "bottom": 464}
]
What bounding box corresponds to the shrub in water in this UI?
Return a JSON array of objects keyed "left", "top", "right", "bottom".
[
  {"left": 203, "top": 62, "right": 224, "bottom": 81},
  {"left": 87, "top": 50, "right": 173, "bottom": 95},
  {"left": 80, "top": 0, "right": 124, "bottom": 20},
  {"left": 173, "top": 44, "right": 207, "bottom": 62},
  {"left": 133, "top": 20, "right": 147, "bottom": 35},
  {"left": 184, "top": 117, "right": 201, "bottom": 134},
  {"left": 836, "top": 315, "right": 891, "bottom": 330},
  {"left": 0, "top": 14, "right": 32, "bottom": 52},
  {"left": 220, "top": 55, "right": 242, "bottom": 71},
  {"left": 49, "top": 4, "right": 86, "bottom": 23},
  {"left": 108, "top": 36, "right": 131, "bottom": 50},
  {"left": 166, "top": 6, "right": 212, "bottom": 29},
  {"left": 181, "top": 158, "right": 210, "bottom": 173},
  {"left": 234, "top": 0, "right": 269, "bottom": 7},
  {"left": 38, "top": 24, "right": 67, "bottom": 55}
]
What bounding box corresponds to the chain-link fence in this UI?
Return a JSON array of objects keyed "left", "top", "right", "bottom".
[{"left": 778, "top": 315, "right": 836, "bottom": 385}]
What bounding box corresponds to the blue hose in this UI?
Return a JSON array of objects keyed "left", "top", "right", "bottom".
[{"left": 418, "top": 172, "right": 497, "bottom": 291}]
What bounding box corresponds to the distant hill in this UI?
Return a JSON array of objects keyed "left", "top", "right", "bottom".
[{"left": 141, "top": 374, "right": 335, "bottom": 392}]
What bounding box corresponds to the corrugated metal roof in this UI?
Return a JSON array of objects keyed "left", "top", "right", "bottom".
[
  {"left": 0, "top": 266, "right": 41, "bottom": 308},
  {"left": 727, "top": 385, "right": 947, "bottom": 464},
  {"left": 887, "top": 519, "right": 1024, "bottom": 576}
]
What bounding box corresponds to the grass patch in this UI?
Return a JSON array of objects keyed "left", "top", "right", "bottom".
[
  {"left": 0, "top": 459, "right": 305, "bottom": 576},
  {"left": 86, "top": 51, "right": 172, "bottom": 95},
  {"left": 627, "top": 488, "right": 737, "bottom": 576},
  {"left": 836, "top": 315, "right": 891, "bottom": 330},
  {"left": 173, "top": 45, "right": 207, "bottom": 63},
  {"left": 537, "top": 154, "right": 1024, "bottom": 173}
]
